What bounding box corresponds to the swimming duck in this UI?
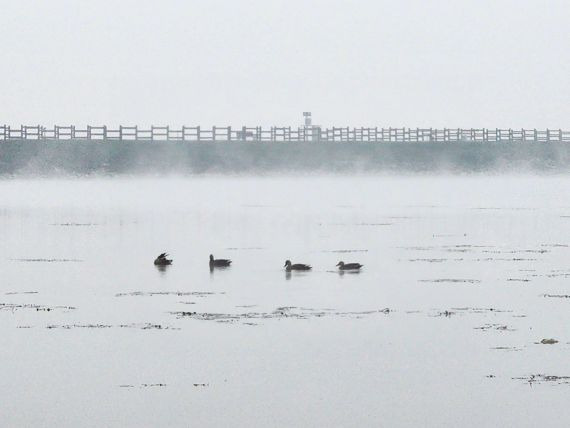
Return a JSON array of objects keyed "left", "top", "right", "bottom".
[
  {"left": 284, "top": 260, "right": 312, "bottom": 271},
  {"left": 154, "top": 252, "right": 173, "bottom": 266},
  {"left": 336, "top": 261, "right": 363, "bottom": 271},
  {"left": 210, "top": 254, "right": 232, "bottom": 267}
]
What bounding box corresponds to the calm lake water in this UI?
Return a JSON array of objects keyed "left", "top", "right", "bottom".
[{"left": 2, "top": 175, "right": 570, "bottom": 427}]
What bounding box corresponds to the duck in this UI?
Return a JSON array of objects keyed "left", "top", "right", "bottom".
[
  {"left": 154, "top": 252, "right": 173, "bottom": 266},
  {"left": 284, "top": 260, "right": 312, "bottom": 271},
  {"left": 209, "top": 254, "right": 232, "bottom": 268},
  {"left": 336, "top": 261, "right": 363, "bottom": 271}
]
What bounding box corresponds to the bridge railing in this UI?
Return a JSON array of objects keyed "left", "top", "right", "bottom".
[{"left": 1, "top": 125, "right": 570, "bottom": 142}]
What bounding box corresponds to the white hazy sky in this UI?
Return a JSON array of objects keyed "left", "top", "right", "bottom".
[{"left": 1, "top": 0, "right": 569, "bottom": 128}]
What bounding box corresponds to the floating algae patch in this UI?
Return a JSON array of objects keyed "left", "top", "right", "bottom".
[
  {"left": 545, "top": 272, "right": 570, "bottom": 278},
  {"left": 324, "top": 222, "right": 393, "bottom": 227},
  {"left": 458, "top": 307, "right": 513, "bottom": 314},
  {"left": 419, "top": 279, "right": 481, "bottom": 284},
  {"left": 5, "top": 291, "right": 39, "bottom": 295},
  {"left": 490, "top": 346, "right": 523, "bottom": 352},
  {"left": 115, "top": 291, "right": 224, "bottom": 298},
  {"left": 171, "top": 306, "right": 391, "bottom": 325},
  {"left": 432, "top": 310, "right": 457, "bottom": 318},
  {"left": 429, "top": 307, "right": 514, "bottom": 318},
  {"left": 12, "top": 258, "right": 84, "bottom": 263},
  {"left": 399, "top": 246, "right": 435, "bottom": 251},
  {"left": 118, "top": 323, "right": 179, "bottom": 330},
  {"left": 472, "top": 207, "right": 536, "bottom": 211},
  {"left": 542, "top": 294, "right": 570, "bottom": 299},
  {"left": 445, "top": 245, "right": 493, "bottom": 248},
  {"left": 435, "top": 244, "right": 495, "bottom": 253},
  {"left": 407, "top": 258, "right": 448, "bottom": 263},
  {"left": 0, "top": 303, "right": 76, "bottom": 312},
  {"left": 513, "top": 374, "right": 570, "bottom": 386},
  {"left": 474, "top": 323, "right": 516, "bottom": 332},
  {"left": 47, "top": 324, "right": 113, "bottom": 329},
  {"left": 473, "top": 257, "right": 537, "bottom": 262},
  {"left": 120, "top": 383, "right": 167, "bottom": 388},
  {"left": 50, "top": 223, "right": 99, "bottom": 227},
  {"left": 482, "top": 249, "right": 548, "bottom": 254},
  {"left": 507, "top": 278, "right": 531, "bottom": 283},
  {"left": 225, "top": 247, "right": 265, "bottom": 251},
  {"left": 437, "top": 245, "right": 474, "bottom": 253},
  {"left": 46, "top": 323, "right": 178, "bottom": 330},
  {"left": 322, "top": 249, "right": 369, "bottom": 253}
]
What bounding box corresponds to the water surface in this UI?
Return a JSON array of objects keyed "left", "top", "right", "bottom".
[{"left": 2, "top": 175, "right": 570, "bottom": 427}]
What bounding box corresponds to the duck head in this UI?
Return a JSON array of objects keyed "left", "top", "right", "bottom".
[
  {"left": 284, "top": 260, "right": 291, "bottom": 268},
  {"left": 209, "top": 254, "right": 214, "bottom": 262},
  {"left": 336, "top": 261, "right": 344, "bottom": 267}
]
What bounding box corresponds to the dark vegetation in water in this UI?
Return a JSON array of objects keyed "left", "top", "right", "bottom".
[
  {"left": 5, "top": 291, "right": 39, "bottom": 295},
  {"left": 119, "top": 383, "right": 207, "bottom": 388},
  {"left": 474, "top": 323, "right": 516, "bottom": 332},
  {"left": 490, "top": 346, "right": 523, "bottom": 352},
  {"left": 429, "top": 307, "right": 516, "bottom": 318},
  {"left": 419, "top": 279, "right": 481, "bottom": 284},
  {"left": 0, "top": 303, "right": 76, "bottom": 312},
  {"left": 322, "top": 249, "right": 368, "bottom": 253},
  {"left": 12, "top": 258, "right": 84, "bottom": 263},
  {"left": 542, "top": 294, "right": 570, "bottom": 299},
  {"left": 473, "top": 257, "right": 537, "bottom": 262},
  {"left": 513, "top": 374, "right": 570, "bottom": 386},
  {"left": 225, "top": 247, "right": 265, "bottom": 251},
  {"left": 171, "top": 306, "right": 392, "bottom": 325},
  {"left": 46, "top": 323, "right": 177, "bottom": 330},
  {"left": 4, "top": 140, "right": 570, "bottom": 175},
  {"left": 115, "top": 291, "right": 224, "bottom": 298},
  {"left": 119, "top": 383, "right": 168, "bottom": 388},
  {"left": 50, "top": 223, "right": 99, "bottom": 227}
]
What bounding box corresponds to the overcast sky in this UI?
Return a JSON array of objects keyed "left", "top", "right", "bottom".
[{"left": 1, "top": 0, "right": 569, "bottom": 128}]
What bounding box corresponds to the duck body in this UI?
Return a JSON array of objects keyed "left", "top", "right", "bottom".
[
  {"left": 284, "top": 260, "right": 312, "bottom": 271},
  {"left": 210, "top": 254, "right": 232, "bottom": 267},
  {"left": 154, "top": 253, "right": 173, "bottom": 266},
  {"left": 337, "top": 261, "right": 363, "bottom": 271}
]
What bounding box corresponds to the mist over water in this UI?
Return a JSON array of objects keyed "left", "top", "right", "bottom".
[
  {"left": 2, "top": 141, "right": 570, "bottom": 176},
  {"left": 2, "top": 174, "right": 570, "bottom": 426}
]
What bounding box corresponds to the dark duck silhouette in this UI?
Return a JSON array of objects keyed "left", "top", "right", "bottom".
[
  {"left": 336, "top": 261, "right": 363, "bottom": 271},
  {"left": 154, "top": 252, "right": 173, "bottom": 266},
  {"left": 209, "top": 254, "right": 232, "bottom": 268},
  {"left": 284, "top": 260, "right": 312, "bottom": 271}
]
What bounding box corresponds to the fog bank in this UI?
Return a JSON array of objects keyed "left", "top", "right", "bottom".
[{"left": 1, "top": 141, "right": 570, "bottom": 176}]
